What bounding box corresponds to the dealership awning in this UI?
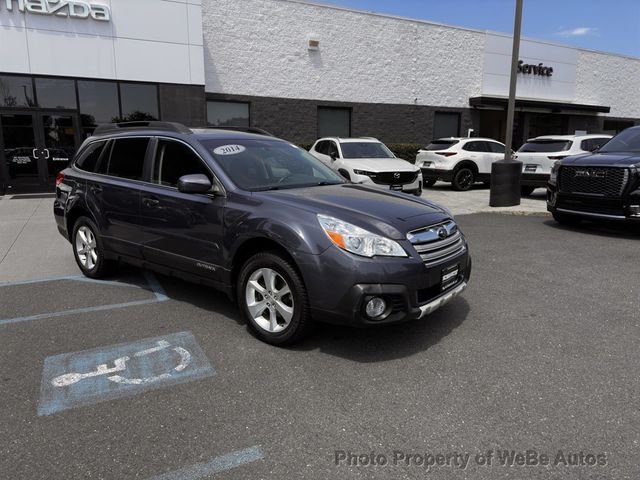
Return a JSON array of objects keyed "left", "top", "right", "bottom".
[{"left": 469, "top": 96, "right": 610, "bottom": 114}]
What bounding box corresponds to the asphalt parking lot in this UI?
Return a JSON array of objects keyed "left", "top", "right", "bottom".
[{"left": 1, "top": 213, "right": 639, "bottom": 480}]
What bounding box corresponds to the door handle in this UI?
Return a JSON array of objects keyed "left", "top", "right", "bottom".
[
  {"left": 32, "top": 148, "right": 38, "bottom": 158},
  {"left": 43, "top": 149, "right": 50, "bottom": 159},
  {"left": 142, "top": 197, "right": 160, "bottom": 208}
]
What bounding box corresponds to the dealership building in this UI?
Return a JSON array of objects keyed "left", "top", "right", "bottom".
[{"left": 1, "top": 0, "right": 639, "bottom": 194}]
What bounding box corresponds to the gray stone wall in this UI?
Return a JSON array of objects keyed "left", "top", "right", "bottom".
[{"left": 206, "top": 92, "right": 477, "bottom": 145}]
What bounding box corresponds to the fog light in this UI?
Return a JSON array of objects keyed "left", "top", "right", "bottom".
[{"left": 365, "top": 297, "right": 387, "bottom": 318}]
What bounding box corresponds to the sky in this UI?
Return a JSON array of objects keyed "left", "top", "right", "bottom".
[{"left": 320, "top": 0, "right": 640, "bottom": 58}]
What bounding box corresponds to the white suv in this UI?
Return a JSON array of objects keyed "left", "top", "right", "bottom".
[
  {"left": 415, "top": 137, "right": 507, "bottom": 191},
  {"left": 308, "top": 137, "right": 423, "bottom": 195},
  {"left": 516, "top": 134, "right": 612, "bottom": 195}
]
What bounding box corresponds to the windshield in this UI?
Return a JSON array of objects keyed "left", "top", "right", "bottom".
[
  {"left": 203, "top": 139, "right": 345, "bottom": 191},
  {"left": 518, "top": 140, "right": 572, "bottom": 153},
  {"left": 339, "top": 142, "right": 395, "bottom": 159},
  {"left": 599, "top": 128, "right": 640, "bottom": 153},
  {"left": 424, "top": 140, "right": 459, "bottom": 150}
]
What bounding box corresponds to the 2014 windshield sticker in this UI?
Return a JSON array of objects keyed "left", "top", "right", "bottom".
[{"left": 214, "top": 144, "right": 246, "bottom": 155}]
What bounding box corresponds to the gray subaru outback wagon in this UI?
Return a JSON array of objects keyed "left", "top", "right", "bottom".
[{"left": 54, "top": 122, "right": 471, "bottom": 345}]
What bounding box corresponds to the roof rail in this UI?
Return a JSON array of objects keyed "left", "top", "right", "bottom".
[
  {"left": 201, "top": 126, "right": 274, "bottom": 137},
  {"left": 93, "top": 121, "right": 192, "bottom": 136}
]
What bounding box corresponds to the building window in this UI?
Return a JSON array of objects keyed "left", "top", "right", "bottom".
[
  {"left": 603, "top": 120, "right": 634, "bottom": 135},
  {"left": 35, "top": 78, "right": 76, "bottom": 110},
  {"left": 0, "top": 75, "right": 35, "bottom": 108},
  {"left": 317, "top": 107, "right": 351, "bottom": 138},
  {"left": 207, "top": 101, "right": 249, "bottom": 127},
  {"left": 77, "top": 80, "right": 119, "bottom": 138},
  {"left": 119, "top": 83, "right": 159, "bottom": 122},
  {"left": 433, "top": 112, "right": 460, "bottom": 139}
]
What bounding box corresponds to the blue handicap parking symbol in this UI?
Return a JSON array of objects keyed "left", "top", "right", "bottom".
[{"left": 38, "top": 331, "right": 214, "bottom": 416}]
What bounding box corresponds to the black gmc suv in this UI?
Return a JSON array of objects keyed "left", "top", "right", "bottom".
[
  {"left": 54, "top": 122, "right": 471, "bottom": 345},
  {"left": 547, "top": 126, "right": 640, "bottom": 227}
]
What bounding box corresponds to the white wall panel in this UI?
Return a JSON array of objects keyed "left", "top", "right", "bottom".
[
  {"left": 1, "top": 0, "right": 204, "bottom": 85},
  {"left": 114, "top": 38, "right": 191, "bottom": 83},
  {"left": 27, "top": 29, "right": 116, "bottom": 79},
  {"left": 0, "top": 26, "right": 30, "bottom": 73}
]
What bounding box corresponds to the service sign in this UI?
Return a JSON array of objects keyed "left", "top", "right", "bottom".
[{"left": 2, "top": 0, "right": 111, "bottom": 22}]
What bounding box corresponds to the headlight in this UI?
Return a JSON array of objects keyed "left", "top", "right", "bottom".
[
  {"left": 549, "top": 160, "right": 561, "bottom": 185},
  {"left": 317, "top": 214, "right": 407, "bottom": 257},
  {"left": 353, "top": 170, "right": 374, "bottom": 177}
]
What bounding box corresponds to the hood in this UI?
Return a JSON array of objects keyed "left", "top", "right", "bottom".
[
  {"left": 341, "top": 158, "right": 419, "bottom": 172},
  {"left": 253, "top": 184, "right": 451, "bottom": 239},
  {"left": 561, "top": 152, "right": 640, "bottom": 167}
]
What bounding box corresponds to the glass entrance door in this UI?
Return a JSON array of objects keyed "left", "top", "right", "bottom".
[
  {"left": 40, "top": 113, "right": 79, "bottom": 188},
  {"left": 0, "top": 113, "right": 43, "bottom": 193},
  {"left": 0, "top": 111, "right": 80, "bottom": 194}
]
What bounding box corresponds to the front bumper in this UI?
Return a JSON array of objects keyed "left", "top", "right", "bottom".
[
  {"left": 547, "top": 182, "right": 640, "bottom": 222},
  {"left": 300, "top": 243, "right": 472, "bottom": 326}
]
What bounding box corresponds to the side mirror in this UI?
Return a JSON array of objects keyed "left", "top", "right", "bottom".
[
  {"left": 177, "top": 174, "right": 213, "bottom": 194},
  {"left": 330, "top": 152, "right": 338, "bottom": 161},
  {"left": 591, "top": 145, "right": 601, "bottom": 152}
]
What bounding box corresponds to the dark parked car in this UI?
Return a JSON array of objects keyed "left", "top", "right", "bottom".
[
  {"left": 547, "top": 126, "right": 640, "bottom": 227},
  {"left": 54, "top": 122, "right": 471, "bottom": 345}
]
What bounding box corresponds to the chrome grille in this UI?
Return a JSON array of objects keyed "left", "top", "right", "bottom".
[
  {"left": 407, "top": 220, "right": 466, "bottom": 266},
  {"left": 559, "top": 167, "right": 628, "bottom": 197}
]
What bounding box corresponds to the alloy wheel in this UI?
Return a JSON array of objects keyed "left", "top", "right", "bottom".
[
  {"left": 75, "top": 225, "right": 98, "bottom": 270},
  {"left": 245, "top": 267, "right": 294, "bottom": 333}
]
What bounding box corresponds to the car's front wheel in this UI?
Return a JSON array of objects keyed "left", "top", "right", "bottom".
[
  {"left": 237, "top": 252, "right": 312, "bottom": 346},
  {"left": 423, "top": 179, "right": 437, "bottom": 188},
  {"left": 521, "top": 186, "right": 536, "bottom": 196},
  {"left": 72, "top": 216, "right": 115, "bottom": 278}
]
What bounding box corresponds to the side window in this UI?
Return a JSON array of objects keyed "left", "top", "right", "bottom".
[
  {"left": 462, "top": 141, "right": 479, "bottom": 152},
  {"left": 106, "top": 137, "right": 149, "bottom": 180},
  {"left": 315, "top": 141, "right": 327, "bottom": 155},
  {"left": 488, "top": 142, "right": 505, "bottom": 153},
  {"left": 152, "top": 139, "right": 212, "bottom": 187},
  {"left": 328, "top": 141, "right": 339, "bottom": 158},
  {"left": 75, "top": 141, "right": 107, "bottom": 172}
]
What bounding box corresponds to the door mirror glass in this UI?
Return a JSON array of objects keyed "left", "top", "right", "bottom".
[
  {"left": 330, "top": 152, "right": 337, "bottom": 160},
  {"left": 177, "top": 174, "right": 212, "bottom": 194}
]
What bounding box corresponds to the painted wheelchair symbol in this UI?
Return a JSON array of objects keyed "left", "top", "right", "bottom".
[{"left": 51, "top": 340, "right": 191, "bottom": 387}]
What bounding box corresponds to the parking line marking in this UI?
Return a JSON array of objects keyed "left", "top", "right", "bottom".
[
  {"left": 0, "top": 271, "right": 168, "bottom": 326},
  {"left": 148, "top": 446, "right": 264, "bottom": 480}
]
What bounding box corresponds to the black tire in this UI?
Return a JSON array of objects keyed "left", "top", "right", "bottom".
[
  {"left": 423, "top": 179, "right": 437, "bottom": 188},
  {"left": 452, "top": 167, "right": 475, "bottom": 191},
  {"left": 71, "top": 216, "right": 116, "bottom": 278},
  {"left": 482, "top": 180, "right": 491, "bottom": 187},
  {"left": 552, "top": 211, "right": 581, "bottom": 226},
  {"left": 413, "top": 182, "right": 423, "bottom": 196},
  {"left": 521, "top": 186, "right": 536, "bottom": 196},
  {"left": 237, "top": 251, "right": 313, "bottom": 346}
]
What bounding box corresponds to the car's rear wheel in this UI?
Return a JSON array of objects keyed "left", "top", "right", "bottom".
[
  {"left": 521, "top": 186, "right": 536, "bottom": 196},
  {"left": 72, "top": 216, "right": 115, "bottom": 278},
  {"left": 552, "top": 211, "right": 581, "bottom": 226},
  {"left": 238, "top": 252, "right": 312, "bottom": 346},
  {"left": 452, "top": 167, "right": 475, "bottom": 191}
]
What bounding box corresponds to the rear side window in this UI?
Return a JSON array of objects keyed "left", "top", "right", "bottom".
[
  {"left": 518, "top": 140, "right": 572, "bottom": 153},
  {"left": 152, "top": 139, "right": 212, "bottom": 187},
  {"left": 106, "top": 137, "right": 149, "bottom": 180},
  {"left": 462, "top": 141, "right": 488, "bottom": 152},
  {"left": 75, "top": 141, "right": 106, "bottom": 172},
  {"left": 487, "top": 142, "right": 505, "bottom": 153},
  {"left": 425, "top": 140, "right": 459, "bottom": 150}
]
